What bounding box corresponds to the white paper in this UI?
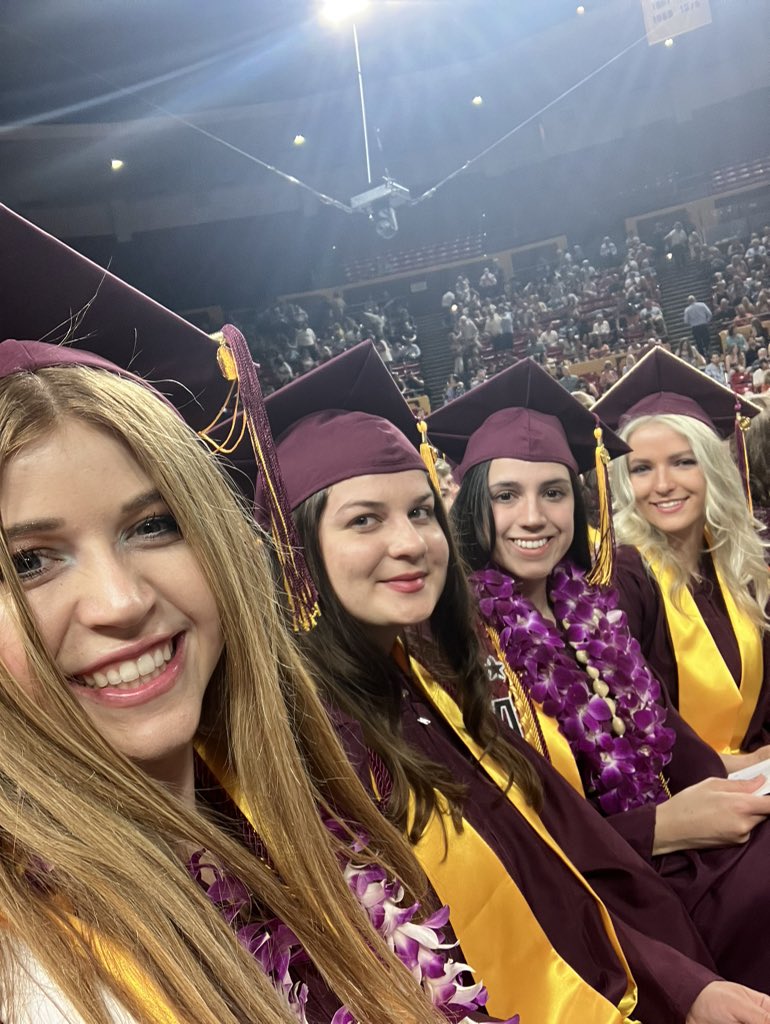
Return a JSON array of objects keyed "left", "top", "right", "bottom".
[{"left": 728, "top": 756, "right": 770, "bottom": 795}]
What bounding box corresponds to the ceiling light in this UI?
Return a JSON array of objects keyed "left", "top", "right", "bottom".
[
  {"left": 110, "top": 159, "right": 124, "bottom": 172},
  {"left": 576, "top": 5, "right": 585, "bottom": 14},
  {"left": 664, "top": 37, "right": 674, "bottom": 47},
  {"left": 320, "top": 0, "right": 369, "bottom": 23},
  {"left": 472, "top": 95, "right": 483, "bottom": 107},
  {"left": 293, "top": 134, "right": 306, "bottom": 147}
]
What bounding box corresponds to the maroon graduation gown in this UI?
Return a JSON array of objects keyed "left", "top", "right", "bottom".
[
  {"left": 330, "top": 687, "right": 719, "bottom": 1023},
  {"left": 613, "top": 543, "right": 770, "bottom": 750}
]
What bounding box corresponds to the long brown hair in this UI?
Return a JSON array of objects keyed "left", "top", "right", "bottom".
[
  {"left": 0, "top": 366, "right": 444, "bottom": 1024},
  {"left": 293, "top": 479, "right": 542, "bottom": 845}
]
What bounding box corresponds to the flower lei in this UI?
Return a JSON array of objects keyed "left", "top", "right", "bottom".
[
  {"left": 188, "top": 826, "right": 517, "bottom": 1024},
  {"left": 471, "top": 561, "right": 675, "bottom": 814}
]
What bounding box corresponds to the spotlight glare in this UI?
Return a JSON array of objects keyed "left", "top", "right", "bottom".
[
  {"left": 472, "top": 95, "right": 483, "bottom": 107},
  {"left": 293, "top": 134, "right": 306, "bottom": 147},
  {"left": 110, "top": 158, "right": 124, "bottom": 172},
  {"left": 320, "top": 0, "right": 369, "bottom": 23},
  {"left": 664, "top": 36, "right": 674, "bottom": 46},
  {"left": 576, "top": 5, "right": 585, "bottom": 13}
]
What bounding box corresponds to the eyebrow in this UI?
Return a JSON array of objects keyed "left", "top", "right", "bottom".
[
  {"left": 489, "top": 478, "right": 568, "bottom": 490},
  {"left": 629, "top": 450, "right": 694, "bottom": 463},
  {"left": 334, "top": 491, "right": 434, "bottom": 515},
  {"left": 4, "top": 489, "right": 164, "bottom": 542}
]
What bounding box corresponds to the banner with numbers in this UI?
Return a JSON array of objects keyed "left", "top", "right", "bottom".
[{"left": 641, "top": 0, "right": 712, "bottom": 45}]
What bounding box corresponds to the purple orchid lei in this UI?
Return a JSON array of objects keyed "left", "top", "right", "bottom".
[
  {"left": 188, "top": 832, "right": 516, "bottom": 1024},
  {"left": 471, "top": 560, "right": 676, "bottom": 815}
]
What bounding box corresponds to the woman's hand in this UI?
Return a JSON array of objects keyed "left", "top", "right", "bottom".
[
  {"left": 686, "top": 982, "right": 770, "bottom": 1024},
  {"left": 720, "top": 744, "right": 770, "bottom": 775},
  {"left": 653, "top": 776, "right": 770, "bottom": 855}
]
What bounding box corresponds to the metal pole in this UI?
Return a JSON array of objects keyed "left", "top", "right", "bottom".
[{"left": 352, "top": 21, "right": 372, "bottom": 185}]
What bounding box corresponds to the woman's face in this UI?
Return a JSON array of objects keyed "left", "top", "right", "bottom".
[
  {"left": 0, "top": 420, "right": 223, "bottom": 773},
  {"left": 625, "top": 421, "right": 707, "bottom": 541},
  {"left": 318, "top": 470, "right": 449, "bottom": 650},
  {"left": 489, "top": 459, "right": 575, "bottom": 587}
]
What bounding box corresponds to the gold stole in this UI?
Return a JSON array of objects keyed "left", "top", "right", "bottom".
[
  {"left": 645, "top": 552, "right": 764, "bottom": 752},
  {"left": 486, "top": 625, "right": 586, "bottom": 796},
  {"left": 397, "top": 651, "right": 639, "bottom": 1023}
]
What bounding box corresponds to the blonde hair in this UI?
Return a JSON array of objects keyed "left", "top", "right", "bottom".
[
  {"left": 0, "top": 367, "right": 442, "bottom": 1024},
  {"left": 611, "top": 413, "right": 770, "bottom": 628}
]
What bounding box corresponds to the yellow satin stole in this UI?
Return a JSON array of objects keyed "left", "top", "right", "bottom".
[
  {"left": 486, "top": 624, "right": 586, "bottom": 796},
  {"left": 396, "top": 650, "right": 639, "bottom": 1023},
  {"left": 646, "top": 552, "right": 764, "bottom": 752}
]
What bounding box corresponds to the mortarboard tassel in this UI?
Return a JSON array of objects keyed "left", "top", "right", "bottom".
[
  {"left": 202, "top": 325, "right": 320, "bottom": 632},
  {"left": 586, "top": 420, "right": 616, "bottom": 588},
  {"left": 734, "top": 399, "right": 754, "bottom": 518},
  {"left": 416, "top": 418, "right": 441, "bottom": 493}
]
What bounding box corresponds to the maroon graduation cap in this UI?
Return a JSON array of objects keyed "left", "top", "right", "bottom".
[
  {"left": 0, "top": 203, "right": 230, "bottom": 431},
  {"left": 593, "top": 347, "right": 760, "bottom": 439},
  {"left": 255, "top": 341, "right": 425, "bottom": 512},
  {"left": 426, "top": 357, "right": 628, "bottom": 479}
]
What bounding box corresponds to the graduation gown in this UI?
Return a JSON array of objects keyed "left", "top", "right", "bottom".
[
  {"left": 614, "top": 544, "right": 770, "bottom": 751},
  {"left": 331, "top": 672, "right": 719, "bottom": 1024},
  {"left": 477, "top": 554, "right": 770, "bottom": 991}
]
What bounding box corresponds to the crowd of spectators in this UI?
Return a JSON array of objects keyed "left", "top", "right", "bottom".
[
  {"left": 218, "top": 219, "right": 769, "bottom": 412},
  {"left": 236, "top": 291, "right": 427, "bottom": 400},
  {"left": 676, "top": 225, "right": 770, "bottom": 393},
  {"left": 439, "top": 234, "right": 663, "bottom": 403}
]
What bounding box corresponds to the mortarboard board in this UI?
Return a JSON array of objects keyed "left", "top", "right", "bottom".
[
  {"left": 0, "top": 203, "right": 230, "bottom": 432},
  {"left": 592, "top": 347, "right": 760, "bottom": 439},
  {"left": 255, "top": 341, "right": 426, "bottom": 513},
  {"left": 426, "top": 357, "right": 628, "bottom": 479}
]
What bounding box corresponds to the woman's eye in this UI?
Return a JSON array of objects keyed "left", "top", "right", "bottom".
[
  {"left": 544, "top": 489, "right": 566, "bottom": 500},
  {"left": 629, "top": 465, "right": 649, "bottom": 475},
  {"left": 131, "top": 513, "right": 181, "bottom": 540},
  {"left": 409, "top": 505, "right": 434, "bottom": 521},
  {"left": 676, "top": 458, "right": 697, "bottom": 468},
  {"left": 10, "top": 549, "right": 49, "bottom": 582},
  {"left": 492, "top": 491, "right": 514, "bottom": 503},
  {"left": 349, "top": 514, "right": 376, "bottom": 528}
]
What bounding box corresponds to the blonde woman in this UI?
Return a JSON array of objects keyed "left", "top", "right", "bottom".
[
  {"left": 0, "top": 206, "right": 498, "bottom": 1024},
  {"left": 595, "top": 348, "right": 770, "bottom": 761}
]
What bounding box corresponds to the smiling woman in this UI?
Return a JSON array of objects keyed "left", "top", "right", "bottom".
[{"left": 596, "top": 348, "right": 770, "bottom": 755}]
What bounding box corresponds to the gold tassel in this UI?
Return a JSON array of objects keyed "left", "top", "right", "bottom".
[
  {"left": 735, "top": 411, "right": 754, "bottom": 518},
  {"left": 416, "top": 419, "right": 441, "bottom": 492},
  {"left": 585, "top": 423, "right": 616, "bottom": 588}
]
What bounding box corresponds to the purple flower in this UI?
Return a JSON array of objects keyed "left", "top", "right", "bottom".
[{"left": 472, "top": 560, "right": 673, "bottom": 812}]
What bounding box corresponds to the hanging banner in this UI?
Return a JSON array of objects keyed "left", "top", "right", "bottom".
[{"left": 640, "top": 0, "right": 712, "bottom": 45}]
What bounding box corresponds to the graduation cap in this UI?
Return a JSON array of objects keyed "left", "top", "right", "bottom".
[
  {"left": 593, "top": 347, "right": 761, "bottom": 438},
  {"left": 0, "top": 205, "right": 324, "bottom": 628},
  {"left": 426, "top": 358, "right": 629, "bottom": 585},
  {"left": 426, "top": 357, "right": 628, "bottom": 477},
  {"left": 593, "top": 346, "right": 761, "bottom": 514},
  {"left": 0, "top": 203, "right": 230, "bottom": 432},
  {"left": 255, "top": 341, "right": 427, "bottom": 513}
]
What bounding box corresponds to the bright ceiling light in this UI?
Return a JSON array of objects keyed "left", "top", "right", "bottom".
[
  {"left": 293, "top": 134, "right": 306, "bottom": 147},
  {"left": 664, "top": 36, "right": 674, "bottom": 47},
  {"left": 576, "top": 5, "right": 585, "bottom": 13},
  {"left": 110, "top": 159, "right": 124, "bottom": 171},
  {"left": 320, "top": 0, "right": 370, "bottom": 23},
  {"left": 472, "top": 95, "right": 483, "bottom": 107}
]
